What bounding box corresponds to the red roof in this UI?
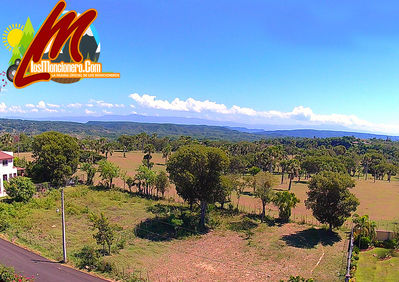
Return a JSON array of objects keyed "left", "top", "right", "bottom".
[{"left": 0, "top": 151, "right": 13, "bottom": 160}]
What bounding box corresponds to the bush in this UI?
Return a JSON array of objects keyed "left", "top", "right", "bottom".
[
  {"left": 355, "top": 236, "right": 372, "bottom": 249},
  {"left": 4, "top": 177, "right": 36, "bottom": 202},
  {"left": 75, "top": 245, "right": 100, "bottom": 271},
  {"left": 383, "top": 239, "right": 397, "bottom": 249},
  {"left": 0, "top": 265, "right": 32, "bottom": 281}
]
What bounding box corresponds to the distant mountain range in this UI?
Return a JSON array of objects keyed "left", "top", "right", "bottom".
[
  {"left": 0, "top": 117, "right": 397, "bottom": 141},
  {"left": 230, "top": 128, "right": 399, "bottom": 140}
]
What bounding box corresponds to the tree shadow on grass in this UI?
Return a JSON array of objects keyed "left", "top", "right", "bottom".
[
  {"left": 242, "top": 191, "right": 255, "bottom": 197},
  {"left": 281, "top": 228, "right": 341, "bottom": 249},
  {"left": 135, "top": 203, "right": 207, "bottom": 241}
]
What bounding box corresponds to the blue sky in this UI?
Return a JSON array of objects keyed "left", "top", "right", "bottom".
[{"left": 2, "top": 1, "right": 399, "bottom": 134}]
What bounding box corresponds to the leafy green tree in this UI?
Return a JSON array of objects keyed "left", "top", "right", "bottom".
[
  {"left": 385, "top": 163, "right": 397, "bottom": 182},
  {"left": 31, "top": 132, "right": 80, "bottom": 186},
  {"left": 305, "top": 171, "right": 359, "bottom": 230},
  {"left": 81, "top": 163, "right": 96, "bottom": 185},
  {"left": 254, "top": 172, "right": 276, "bottom": 222},
  {"left": 117, "top": 135, "right": 133, "bottom": 158},
  {"left": 248, "top": 166, "right": 261, "bottom": 176},
  {"left": 101, "top": 141, "right": 115, "bottom": 159},
  {"left": 162, "top": 144, "right": 172, "bottom": 163},
  {"left": 126, "top": 176, "right": 135, "bottom": 193},
  {"left": 136, "top": 165, "right": 156, "bottom": 195},
  {"left": 167, "top": 145, "right": 229, "bottom": 229},
  {"left": 155, "top": 171, "right": 169, "bottom": 198},
  {"left": 273, "top": 191, "right": 300, "bottom": 222},
  {"left": 89, "top": 213, "right": 115, "bottom": 255},
  {"left": 217, "top": 174, "right": 238, "bottom": 209},
  {"left": 97, "top": 160, "right": 120, "bottom": 189},
  {"left": 4, "top": 177, "right": 36, "bottom": 202}
]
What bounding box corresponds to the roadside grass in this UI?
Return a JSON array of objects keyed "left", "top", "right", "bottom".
[
  {"left": 0, "top": 185, "right": 347, "bottom": 281},
  {"left": 356, "top": 248, "right": 399, "bottom": 281}
]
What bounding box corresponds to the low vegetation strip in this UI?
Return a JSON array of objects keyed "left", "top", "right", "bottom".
[{"left": 355, "top": 248, "right": 399, "bottom": 281}]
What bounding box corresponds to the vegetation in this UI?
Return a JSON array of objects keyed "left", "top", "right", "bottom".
[
  {"left": 97, "top": 160, "right": 120, "bottom": 189},
  {"left": 167, "top": 145, "right": 229, "bottom": 229},
  {"left": 254, "top": 171, "right": 276, "bottom": 222},
  {"left": 306, "top": 171, "right": 359, "bottom": 230},
  {"left": 30, "top": 131, "right": 80, "bottom": 186},
  {"left": 2, "top": 128, "right": 399, "bottom": 280},
  {"left": 273, "top": 191, "right": 300, "bottom": 222},
  {"left": 0, "top": 264, "right": 33, "bottom": 281},
  {"left": 4, "top": 177, "right": 35, "bottom": 202}
]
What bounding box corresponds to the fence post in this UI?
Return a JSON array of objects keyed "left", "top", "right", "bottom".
[{"left": 345, "top": 227, "right": 354, "bottom": 282}]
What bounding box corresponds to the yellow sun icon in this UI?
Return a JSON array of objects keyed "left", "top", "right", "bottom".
[{"left": 3, "top": 24, "right": 24, "bottom": 51}]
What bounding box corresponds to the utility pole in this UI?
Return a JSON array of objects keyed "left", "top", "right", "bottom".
[{"left": 61, "top": 187, "right": 67, "bottom": 263}]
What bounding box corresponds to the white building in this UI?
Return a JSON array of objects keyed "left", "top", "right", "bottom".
[{"left": 0, "top": 151, "right": 18, "bottom": 197}]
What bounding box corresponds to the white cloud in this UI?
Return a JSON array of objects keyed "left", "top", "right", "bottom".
[
  {"left": 25, "top": 104, "right": 35, "bottom": 108},
  {"left": 88, "top": 99, "right": 125, "bottom": 108},
  {"left": 0, "top": 103, "right": 7, "bottom": 113},
  {"left": 37, "top": 101, "right": 46, "bottom": 109},
  {"left": 102, "top": 110, "right": 112, "bottom": 114},
  {"left": 67, "top": 103, "right": 82, "bottom": 108},
  {"left": 47, "top": 103, "right": 60, "bottom": 108},
  {"left": 31, "top": 108, "right": 39, "bottom": 113},
  {"left": 8, "top": 106, "right": 25, "bottom": 113},
  {"left": 128, "top": 93, "right": 399, "bottom": 134},
  {"left": 44, "top": 108, "right": 58, "bottom": 113},
  {"left": 85, "top": 109, "right": 95, "bottom": 115}
]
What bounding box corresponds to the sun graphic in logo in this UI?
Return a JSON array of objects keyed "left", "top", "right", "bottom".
[{"left": 3, "top": 24, "right": 24, "bottom": 51}]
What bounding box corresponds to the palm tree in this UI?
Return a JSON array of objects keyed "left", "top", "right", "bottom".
[
  {"left": 362, "top": 154, "right": 372, "bottom": 180},
  {"left": 162, "top": 144, "right": 172, "bottom": 163},
  {"left": 353, "top": 214, "right": 377, "bottom": 247},
  {"left": 273, "top": 191, "right": 300, "bottom": 222},
  {"left": 280, "top": 160, "right": 289, "bottom": 184},
  {"left": 287, "top": 159, "right": 300, "bottom": 191}
]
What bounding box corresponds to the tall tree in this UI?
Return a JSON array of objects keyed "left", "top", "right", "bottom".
[
  {"left": 97, "top": 160, "right": 120, "bottom": 189},
  {"left": 155, "top": 171, "right": 169, "bottom": 198},
  {"left": 254, "top": 172, "right": 276, "bottom": 222},
  {"left": 31, "top": 132, "right": 80, "bottom": 186},
  {"left": 286, "top": 159, "right": 300, "bottom": 191},
  {"left": 81, "top": 163, "right": 96, "bottom": 185},
  {"left": 305, "top": 171, "right": 359, "bottom": 230},
  {"left": 162, "top": 144, "right": 172, "bottom": 163},
  {"left": 167, "top": 145, "right": 229, "bottom": 229}
]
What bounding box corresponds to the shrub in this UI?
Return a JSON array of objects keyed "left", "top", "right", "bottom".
[
  {"left": 0, "top": 265, "right": 32, "bottom": 281},
  {"left": 383, "top": 239, "right": 397, "bottom": 249},
  {"left": 75, "top": 245, "right": 100, "bottom": 271},
  {"left": 4, "top": 177, "right": 36, "bottom": 202},
  {"left": 355, "top": 236, "right": 372, "bottom": 249}
]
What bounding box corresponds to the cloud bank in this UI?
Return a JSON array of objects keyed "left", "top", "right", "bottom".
[{"left": 129, "top": 93, "right": 396, "bottom": 135}]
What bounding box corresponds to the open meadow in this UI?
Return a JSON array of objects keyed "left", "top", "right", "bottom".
[
  {"left": 20, "top": 151, "right": 399, "bottom": 227},
  {"left": 11, "top": 150, "right": 399, "bottom": 281}
]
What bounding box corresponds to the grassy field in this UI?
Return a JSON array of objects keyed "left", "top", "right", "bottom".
[
  {"left": 355, "top": 248, "right": 399, "bottom": 281},
  {"left": 14, "top": 150, "right": 399, "bottom": 280},
  {"left": 0, "top": 185, "right": 348, "bottom": 281},
  {"left": 18, "top": 150, "right": 399, "bottom": 227}
]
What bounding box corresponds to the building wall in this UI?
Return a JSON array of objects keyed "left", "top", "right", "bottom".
[
  {"left": 0, "top": 152, "right": 18, "bottom": 197},
  {"left": 376, "top": 230, "right": 395, "bottom": 241}
]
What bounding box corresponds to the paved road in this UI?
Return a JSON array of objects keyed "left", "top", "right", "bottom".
[{"left": 0, "top": 238, "right": 108, "bottom": 281}]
